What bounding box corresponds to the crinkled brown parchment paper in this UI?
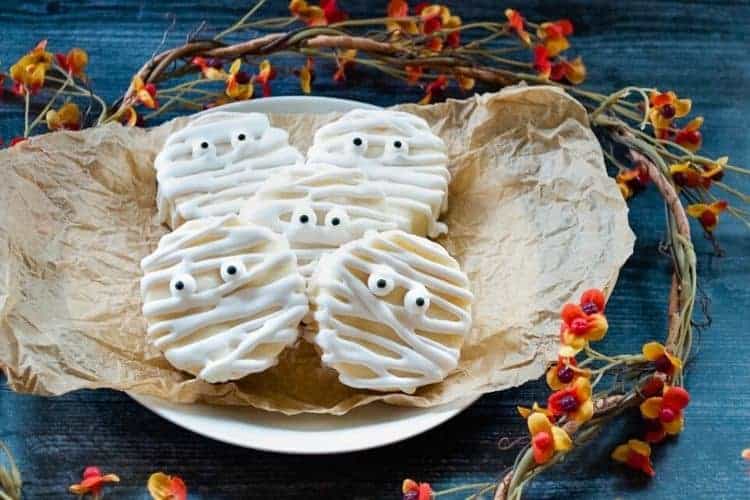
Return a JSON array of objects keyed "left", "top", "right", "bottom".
[{"left": 0, "top": 86, "right": 634, "bottom": 415}]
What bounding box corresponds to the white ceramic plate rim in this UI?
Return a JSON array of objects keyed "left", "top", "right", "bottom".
[{"left": 132, "top": 95, "right": 478, "bottom": 454}]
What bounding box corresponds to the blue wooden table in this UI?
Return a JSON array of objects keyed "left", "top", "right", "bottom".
[{"left": 1, "top": 1, "right": 749, "bottom": 498}]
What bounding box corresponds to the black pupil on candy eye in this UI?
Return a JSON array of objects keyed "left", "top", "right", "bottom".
[
  {"left": 377, "top": 279, "right": 387, "bottom": 288},
  {"left": 201, "top": 142, "right": 209, "bottom": 149},
  {"left": 227, "top": 265, "right": 237, "bottom": 275},
  {"left": 300, "top": 214, "right": 309, "bottom": 223},
  {"left": 353, "top": 137, "right": 363, "bottom": 146},
  {"left": 238, "top": 134, "right": 246, "bottom": 141},
  {"left": 175, "top": 281, "right": 184, "bottom": 290},
  {"left": 394, "top": 140, "right": 402, "bottom": 148},
  {"left": 331, "top": 217, "right": 340, "bottom": 226},
  {"left": 415, "top": 297, "right": 425, "bottom": 307}
]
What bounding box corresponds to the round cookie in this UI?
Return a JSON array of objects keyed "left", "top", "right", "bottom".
[
  {"left": 307, "top": 109, "right": 450, "bottom": 237},
  {"left": 154, "top": 111, "right": 303, "bottom": 229},
  {"left": 240, "top": 163, "right": 409, "bottom": 278},
  {"left": 140, "top": 215, "right": 308, "bottom": 383},
  {"left": 310, "top": 230, "right": 473, "bottom": 393}
]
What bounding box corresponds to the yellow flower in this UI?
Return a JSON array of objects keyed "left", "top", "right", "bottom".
[
  {"left": 686, "top": 200, "right": 728, "bottom": 233},
  {"left": 640, "top": 385, "right": 690, "bottom": 436},
  {"left": 642, "top": 341, "right": 682, "bottom": 376},
  {"left": 148, "top": 472, "right": 187, "bottom": 500},
  {"left": 225, "top": 59, "right": 254, "bottom": 100},
  {"left": 648, "top": 90, "right": 691, "bottom": 131},
  {"left": 611, "top": 439, "right": 655, "bottom": 476},
  {"left": 10, "top": 39, "right": 53, "bottom": 94},
  {"left": 297, "top": 57, "right": 314, "bottom": 94},
  {"left": 132, "top": 76, "right": 158, "bottom": 109},
  {"left": 45, "top": 102, "right": 81, "bottom": 131},
  {"left": 55, "top": 48, "right": 88, "bottom": 78},
  {"left": 528, "top": 412, "right": 572, "bottom": 464},
  {"left": 547, "top": 377, "right": 594, "bottom": 423}
]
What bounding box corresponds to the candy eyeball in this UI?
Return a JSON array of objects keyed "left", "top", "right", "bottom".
[
  {"left": 385, "top": 137, "right": 409, "bottom": 157},
  {"left": 348, "top": 134, "right": 368, "bottom": 155},
  {"left": 220, "top": 259, "right": 246, "bottom": 282},
  {"left": 191, "top": 138, "right": 215, "bottom": 158},
  {"left": 230, "top": 130, "right": 250, "bottom": 148},
  {"left": 292, "top": 205, "right": 317, "bottom": 226},
  {"left": 170, "top": 273, "right": 197, "bottom": 297},
  {"left": 367, "top": 271, "right": 395, "bottom": 296},
  {"left": 404, "top": 286, "right": 430, "bottom": 315},
  {"left": 325, "top": 208, "right": 349, "bottom": 228}
]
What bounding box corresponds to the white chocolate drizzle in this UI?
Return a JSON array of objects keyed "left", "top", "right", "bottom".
[
  {"left": 240, "top": 163, "right": 409, "bottom": 278},
  {"left": 307, "top": 109, "right": 450, "bottom": 237},
  {"left": 310, "top": 230, "right": 472, "bottom": 393},
  {"left": 154, "top": 112, "right": 303, "bottom": 228},
  {"left": 140, "top": 215, "right": 308, "bottom": 383}
]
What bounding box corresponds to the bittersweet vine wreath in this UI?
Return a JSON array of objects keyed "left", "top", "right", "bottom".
[{"left": 2, "top": 1, "right": 749, "bottom": 499}]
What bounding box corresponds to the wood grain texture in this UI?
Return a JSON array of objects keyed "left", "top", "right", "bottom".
[{"left": 1, "top": 1, "right": 749, "bottom": 498}]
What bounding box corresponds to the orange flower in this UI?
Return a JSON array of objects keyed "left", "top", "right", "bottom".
[
  {"left": 527, "top": 412, "right": 572, "bottom": 464},
  {"left": 419, "top": 74, "right": 447, "bottom": 105},
  {"left": 333, "top": 49, "right": 357, "bottom": 81},
  {"left": 10, "top": 40, "right": 53, "bottom": 95},
  {"left": 547, "top": 377, "right": 594, "bottom": 423},
  {"left": 674, "top": 116, "right": 703, "bottom": 151},
  {"left": 648, "top": 90, "right": 691, "bottom": 131},
  {"left": 417, "top": 4, "right": 445, "bottom": 35},
  {"left": 537, "top": 19, "right": 573, "bottom": 57},
  {"left": 55, "top": 48, "right": 88, "bottom": 78},
  {"left": 69, "top": 466, "right": 120, "bottom": 496},
  {"left": 289, "top": 0, "right": 346, "bottom": 26},
  {"left": 546, "top": 355, "right": 589, "bottom": 390},
  {"left": 616, "top": 164, "right": 650, "bottom": 200},
  {"left": 687, "top": 200, "right": 728, "bottom": 232},
  {"left": 148, "top": 472, "right": 187, "bottom": 500},
  {"left": 296, "top": 57, "right": 315, "bottom": 94},
  {"left": 191, "top": 56, "right": 226, "bottom": 80},
  {"left": 225, "top": 59, "right": 254, "bottom": 100},
  {"left": 559, "top": 289, "right": 608, "bottom": 353},
  {"left": 132, "top": 76, "right": 158, "bottom": 109},
  {"left": 611, "top": 439, "right": 655, "bottom": 476},
  {"left": 640, "top": 385, "right": 690, "bottom": 437},
  {"left": 386, "top": 0, "right": 419, "bottom": 36},
  {"left": 401, "top": 478, "right": 433, "bottom": 500},
  {"left": 642, "top": 342, "right": 682, "bottom": 376},
  {"left": 505, "top": 9, "right": 530, "bottom": 45},
  {"left": 550, "top": 57, "right": 586, "bottom": 85},
  {"left": 256, "top": 59, "right": 276, "bottom": 97},
  {"left": 45, "top": 102, "right": 81, "bottom": 131},
  {"left": 533, "top": 45, "right": 551, "bottom": 79},
  {"left": 443, "top": 11, "right": 462, "bottom": 48}
]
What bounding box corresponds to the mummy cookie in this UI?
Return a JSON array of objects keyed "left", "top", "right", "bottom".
[
  {"left": 140, "top": 215, "right": 308, "bottom": 383},
  {"left": 307, "top": 109, "right": 450, "bottom": 237},
  {"left": 154, "top": 111, "right": 303, "bottom": 229},
  {"left": 240, "top": 163, "right": 410, "bottom": 278},
  {"left": 311, "top": 230, "right": 473, "bottom": 393}
]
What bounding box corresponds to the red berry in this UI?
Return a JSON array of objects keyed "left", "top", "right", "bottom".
[
  {"left": 660, "top": 104, "right": 676, "bottom": 119},
  {"left": 570, "top": 317, "right": 589, "bottom": 335},
  {"left": 559, "top": 394, "right": 579, "bottom": 412},
  {"left": 533, "top": 431, "right": 552, "bottom": 449},
  {"left": 557, "top": 365, "right": 575, "bottom": 383},
  {"left": 654, "top": 355, "right": 673, "bottom": 374},
  {"left": 234, "top": 70, "right": 251, "bottom": 84},
  {"left": 83, "top": 466, "right": 101, "bottom": 479},
  {"left": 659, "top": 407, "right": 677, "bottom": 423}
]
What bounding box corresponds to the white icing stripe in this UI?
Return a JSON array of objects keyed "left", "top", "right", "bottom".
[
  {"left": 311, "top": 230, "right": 472, "bottom": 394},
  {"left": 307, "top": 109, "right": 450, "bottom": 237},
  {"left": 240, "top": 164, "right": 409, "bottom": 279},
  {"left": 154, "top": 112, "right": 303, "bottom": 228},
  {"left": 141, "top": 215, "right": 308, "bottom": 383}
]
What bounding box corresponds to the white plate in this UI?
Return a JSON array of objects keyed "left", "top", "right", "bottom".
[{"left": 133, "top": 96, "right": 478, "bottom": 454}]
